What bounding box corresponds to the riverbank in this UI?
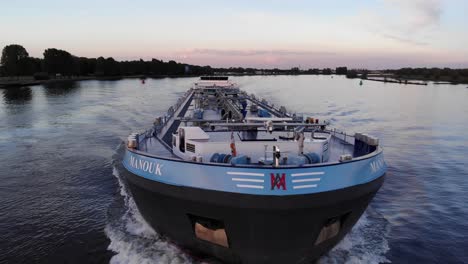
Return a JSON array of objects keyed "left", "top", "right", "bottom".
[
  {"left": 399, "top": 75, "right": 468, "bottom": 85},
  {"left": 2, "top": 73, "right": 467, "bottom": 89},
  {"left": 0, "top": 76, "right": 94, "bottom": 88},
  {"left": 0, "top": 74, "right": 202, "bottom": 88},
  {"left": 365, "top": 73, "right": 468, "bottom": 85},
  {"left": 0, "top": 73, "right": 329, "bottom": 89},
  {"left": 365, "top": 78, "right": 428, "bottom": 85}
]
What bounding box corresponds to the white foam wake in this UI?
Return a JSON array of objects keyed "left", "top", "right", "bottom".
[
  {"left": 105, "top": 166, "right": 194, "bottom": 264},
  {"left": 318, "top": 208, "right": 390, "bottom": 264}
]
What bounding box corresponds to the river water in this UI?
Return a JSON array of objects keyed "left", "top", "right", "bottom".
[{"left": 1, "top": 76, "right": 467, "bottom": 263}]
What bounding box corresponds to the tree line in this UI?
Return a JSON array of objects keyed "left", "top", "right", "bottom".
[
  {"left": 386, "top": 67, "right": 468, "bottom": 82},
  {"left": 0, "top": 44, "right": 352, "bottom": 78},
  {"left": 213, "top": 67, "right": 336, "bottom": 75},
  {"left": 0, "top": 44, "right": 213, "bottom": 79},
  {"left": 2, "top": 44, "right": 467, "bottom": 83}
]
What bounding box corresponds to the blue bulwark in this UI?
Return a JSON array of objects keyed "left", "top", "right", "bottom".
[{"left": 122, "top": 150, "right": 386, "bottom": 196}]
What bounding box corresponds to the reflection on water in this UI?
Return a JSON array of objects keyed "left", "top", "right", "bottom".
[
  {"left": 0, "top": 76, "right": 467, "bottom": 263},
  {"left": 43, "top": 80, "right": 81, "bottom": 96},
  {"left": 2, "top": 87, "right": 32, "bottom": 104}
]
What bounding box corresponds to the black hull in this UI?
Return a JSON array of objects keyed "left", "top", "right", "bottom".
[{"left": 123, "top": 169, "right": 384, "bottom": 264}]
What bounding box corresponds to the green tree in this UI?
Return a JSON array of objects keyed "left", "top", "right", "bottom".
[
  {"left": 105, "top": 57, "right": 120, "bottom": 75},
  {"left": 336, "top": 67, "right": 348, "bottom": 75},
  {"left": 43, "top": 48, "right": 76, "bottom": 76},
  {"left": 290, "top": 67, "right": 300, "bottom": 74},
  {"left": 450, "top": 71, "right": 460, "bottom": 82},
  {"left": 150, "top": 58, "right": 163, "bottom": 74},
  {"left": 18, "top": 57, "right": 42, "bottom": 75},
  {"left": 1, "top": 44, "right": 29, "bottom": 76},
  {"left": 77, "top": 57, "right": 96, "bottom": 76},
  {"left": 346, "top": 70, "right": 358, "bottom": 78},
  {"left": 95, "top": 57, "right": 120, "bottom": 76},
  {"left": 361, "top": 70, "right": 368, "bottom": 79},
  {"left": 95, "top": 57, "right": 106, "bottom": 76}
]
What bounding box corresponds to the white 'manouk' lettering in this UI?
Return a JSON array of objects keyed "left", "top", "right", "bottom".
[
  {"left": 130, "top": 156, "right": 137, "bottom": 167},
  {"left": 142, "top": 161, "right": 149, "bottom": 171},
  {"left": 370, "top": 157, "right": 385, "bottom": 173},
  {"left": 155, "top": 164, "right": 163, "bottom": 176},
  {"left": 129, "top": 155, "right": 163, "bottom": 176},
  {"left": 148, "top": 163, "right": 155, "bottom": 173}
]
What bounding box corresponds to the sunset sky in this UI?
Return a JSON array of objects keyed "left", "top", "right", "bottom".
[{"left": 1, "top": 0, "right": 467, "bottom": 69}]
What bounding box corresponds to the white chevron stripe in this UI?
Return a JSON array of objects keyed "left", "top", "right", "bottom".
[
  {"left": 227, "top": 172, "right": 265, "bottom": 177},
  {"left": 292, "top": 178, "right": 320, "bottom": 183},
  {"left": 293, "top": 184, "right": 318, "bottom": 189},
  {"left": 232, "top": 178, "right": 264, "bottom": 183},
  {"left": 236, "top": 184, "right": 264, "bottom": 189},
  {"left": 291, "top": 172, "right": 324, "bottom": 177}
]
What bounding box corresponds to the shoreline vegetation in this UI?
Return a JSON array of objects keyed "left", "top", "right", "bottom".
[{"left": 1, "top": 44, "right": 468, "bottom": 88}]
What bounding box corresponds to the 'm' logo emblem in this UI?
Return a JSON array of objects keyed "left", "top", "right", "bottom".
[{"left": 271, "top": 173, "right": 286, "bottom": 190}]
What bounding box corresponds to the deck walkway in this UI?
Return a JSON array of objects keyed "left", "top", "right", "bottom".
[{"left": 160, "top": 92, "right": 194, "bottom": 146}]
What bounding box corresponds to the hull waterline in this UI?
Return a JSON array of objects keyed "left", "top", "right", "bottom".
[
  {"left": 121, "top": 148, "right": 386, "bottom": 263},
  {"left": 123, "top": 167, "right": 384, "bottom": 264}
]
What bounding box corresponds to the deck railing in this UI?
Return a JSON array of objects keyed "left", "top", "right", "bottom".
[{"left": 326, "top": 128, "right": 355, "bottom": 145}]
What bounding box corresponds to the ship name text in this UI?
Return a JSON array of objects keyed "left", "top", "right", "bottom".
[{"left": 129, "top": 156, "right": 163, "bottom": 176}]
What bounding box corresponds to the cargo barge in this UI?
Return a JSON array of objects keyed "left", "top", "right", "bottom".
[{"left": 121, "top": 77, "right": 387, "bottom": 263}]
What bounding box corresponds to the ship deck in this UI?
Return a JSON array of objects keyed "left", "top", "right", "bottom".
[
  {"left": 137, "top": 131, "right": 354, "bottom": 163},
  {"left": 134, "top": 84, "right": 357, "bottom": 165}
]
